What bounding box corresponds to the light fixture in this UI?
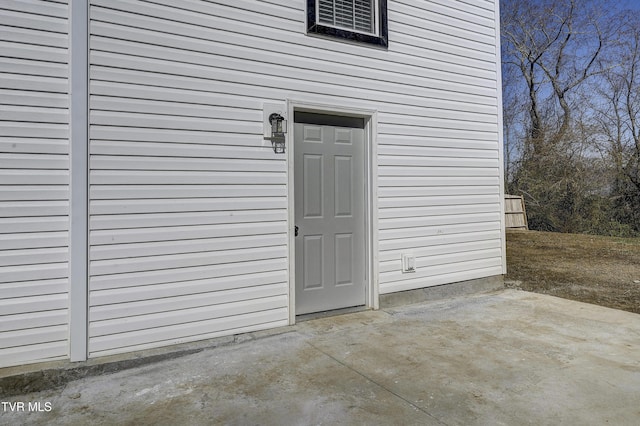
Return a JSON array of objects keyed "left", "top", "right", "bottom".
[{"left": 267, "top": 113, "right": 287, "bottom": 154}]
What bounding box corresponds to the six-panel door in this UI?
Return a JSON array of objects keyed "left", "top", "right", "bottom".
[{"left": 294, "top": 121, "right": 366, "bottom": 315}]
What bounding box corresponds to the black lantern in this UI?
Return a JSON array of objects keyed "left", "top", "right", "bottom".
[{"left": 268, "top": 113, "right": 286, "bottom": 154}]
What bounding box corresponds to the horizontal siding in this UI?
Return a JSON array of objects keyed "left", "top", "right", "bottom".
[
  {"left": 0, "top": 263, "right": 68, "bottom": 283},
  {"left": 90, "top": 1, "right": 496, "bottom": 71},
  {"left": 0, "top": 341, "right": 68, "bottom": 369},
  {"left": 91, "top": 284, "right": 286, "bottom": 323},
  {"left": 90, "top": 258, "right": 288, "bottom": 292},
  {"left": 377, "top": 0, "right": 502, "bottom": 299},
  {"left": 0, "top": 138, "right": 69, "bottom": 155},
  {"left": 0, "top": 279, "right": 68, "bottom": 299},
  {"left": 88, "top": 14, "right": 292, "bottom": 355},
  {"left": 0, "top": 231, "right": 68, "bottom": 251},
  {"left": 1, "top": 201, "right": 68, "bottom": 217},
  {"left": 0, "top": 216, "right": 69, "bottom": 233},
  {"left": 90, "top": 66, "right": 495, "bottom": 117},
  {"left": 379, "top": 229, "right": 503, "bottom": 252},
  {"left": 90, "top": 270, "right": 287, "bottom": 305},
  {"left": 89, "top": 40, "right": 497, "bottom": 103},
  {"left": 90, "top": 210, "right": 286, "bottom": 230},
  {"left": 90, "top": 246, "right": 287, "bottom": 276},
  {"left": 90, "top": 234, "right": 288, "bottom": 260},
  {"left": 90, "top": 295, "right": 287, "bottom": 337},
  {"left": 90, "top": 311, "right": 289, "bottom": 357},
  {"left": 90, "top": 198, "right": 287, "bottom": 215},
  {"left": 87, "top": 0, "right": 502, "bottom": 355},
  {"left": 90, "top": 184, "right": 285, "bottom": 200},
  {"left": 0, "top": 10, "right": 67, "bottom": 34},
  {"left": 90, "top": 156, "right": 284, "bottom": 173},
  {"left": 381, "top": 264, "right": 504, "bottom": 295},
  {"left": 380, "top": 248, "right": 503, "bottom": 274},
  {"left": 0, "top": 90, "right": 68, "bottom": 108},
  {"left": 0, "top": 309, "right": 68, "bottom": 334},
  {"left": 90, "top": 223, "right": 287, "bottom": 246},
  {"left": 90, "top": 170, "right": 285, "bottom": 185},
  {"left": 0, "top": 0, "right": 70, "bottom": 367}
]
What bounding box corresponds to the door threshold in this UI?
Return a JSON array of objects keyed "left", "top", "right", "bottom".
[{"left": 295, "top": 305, "right": 368, "bottom": 323}]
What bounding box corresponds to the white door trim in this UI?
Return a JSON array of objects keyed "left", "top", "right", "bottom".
[{"left": 286, "top": 100, "right": 379, "bottom": 325}]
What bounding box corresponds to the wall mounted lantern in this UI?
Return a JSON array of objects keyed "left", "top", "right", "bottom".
[{"left": 267, "top": 113, "right": 287, "bottom": 154}]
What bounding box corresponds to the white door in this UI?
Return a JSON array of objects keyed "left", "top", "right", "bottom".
[{"left": 294, "top": 114, "right": 366, "bottom": 315}]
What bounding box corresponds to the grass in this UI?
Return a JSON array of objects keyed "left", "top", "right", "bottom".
[{"left": 505, "top": 230, "right": 640, "bottom": 314}]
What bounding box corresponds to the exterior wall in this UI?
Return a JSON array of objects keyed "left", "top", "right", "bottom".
[
  {"left": 87, "top": 0, "right": 291, "bottom": 357},
  {"left": 86, "top": 0, "right": 503, "bottom": 357},
  {"left": 376, "top": 0, "right": 504, "bottom": 293},
  {"left": 0, "top": 0, "right": 70, "bottom": 367},
  {"left": 0, "top": 0, "right": 504, "bottom": 365}
]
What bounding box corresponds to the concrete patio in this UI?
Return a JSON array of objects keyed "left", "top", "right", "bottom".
[{"left": 1, "top": 289, "right": 639, "bottom": 425}]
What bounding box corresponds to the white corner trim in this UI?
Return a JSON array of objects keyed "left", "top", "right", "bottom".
[
  {"left": 494, "top": 0, "right": 507, "bottom": 275},
  {"left": 69, "top": 0, "right": 89, "bottom": 362}
]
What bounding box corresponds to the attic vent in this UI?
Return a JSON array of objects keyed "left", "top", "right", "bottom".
[{"left": 318, "top": 0, "right": 374, "bottom": 34}]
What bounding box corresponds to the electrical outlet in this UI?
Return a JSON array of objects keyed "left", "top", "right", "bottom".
[{"left": 402, "top": 254, "right": 416, "bottom": 273}]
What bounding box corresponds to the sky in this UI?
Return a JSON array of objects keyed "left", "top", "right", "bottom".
[{"left": 621, "top": 0, "right": 640, "bottom": 9}]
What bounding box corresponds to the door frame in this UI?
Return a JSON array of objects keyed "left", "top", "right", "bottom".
[{"left": 286, "top": 100, "right": 379, "bottom": 324}]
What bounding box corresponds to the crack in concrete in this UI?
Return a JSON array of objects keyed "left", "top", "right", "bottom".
[{"left": 306, "top": 341, "right": 449, "bottom": 426}]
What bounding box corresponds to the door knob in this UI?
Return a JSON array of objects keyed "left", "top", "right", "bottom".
[{"left": 295, "top": 225, "right": 299, "bottom": 237}]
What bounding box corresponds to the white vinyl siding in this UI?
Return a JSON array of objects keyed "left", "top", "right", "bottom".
[
  {"left": 85, "top": 0, "right": 501, "bottom": 356},
  {"left": 87, "top": 0, "right": 290, "bottom": 357},
  {"left": 0, "top": 0, "right": 69, "bottom": 367}
]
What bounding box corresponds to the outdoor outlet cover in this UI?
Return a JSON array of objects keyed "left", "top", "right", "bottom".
[{"left": 402, "top": 254, "right": 416, "bottom": 273}]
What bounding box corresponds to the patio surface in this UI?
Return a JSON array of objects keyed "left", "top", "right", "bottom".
[{"left": 1, "top": 289, "right": 639, "bottom": 425}]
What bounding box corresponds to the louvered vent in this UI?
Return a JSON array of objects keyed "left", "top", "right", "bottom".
[{"left": 318, "top": 0, "right": 374, "bottom": 33}]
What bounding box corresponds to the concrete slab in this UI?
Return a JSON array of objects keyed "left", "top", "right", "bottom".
[{"left": 1, "top": 290, "right": 639, "bottom": 425}]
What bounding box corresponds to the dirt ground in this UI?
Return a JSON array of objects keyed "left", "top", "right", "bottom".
[{"left": 505, "top": 230, "right": 640, "bottom": 314}]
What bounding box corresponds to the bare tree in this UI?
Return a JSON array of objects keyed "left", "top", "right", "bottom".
[
  {"left": 594, "top": 15, "right": 640, "bottom": 231},
  {"left": 501, "top": 0, "right": 636, "bottom": 234},
  {"left": 502, "top": 0, "right": 610, "bottom": 149}
]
